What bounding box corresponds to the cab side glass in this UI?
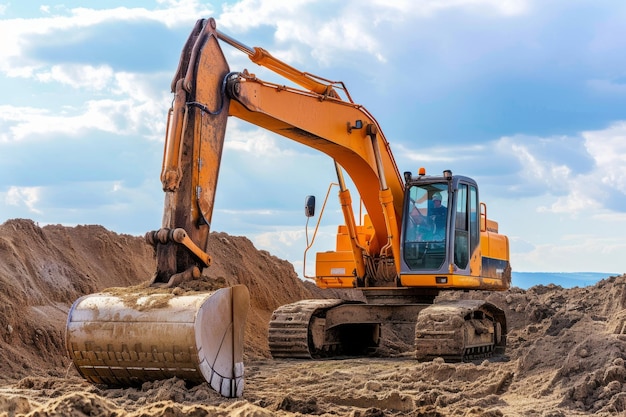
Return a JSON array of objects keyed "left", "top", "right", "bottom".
[{"left": 305, "top": 195, "right": 316, "bottom": 217}]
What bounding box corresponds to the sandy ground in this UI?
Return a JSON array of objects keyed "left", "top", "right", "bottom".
[{"left": 0, "top": 218, "right": 624, "bottom": 416}]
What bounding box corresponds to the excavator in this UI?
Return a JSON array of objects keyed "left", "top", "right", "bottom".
[{"left": 65, "top": 18, "right": 511, "bottom": 398}]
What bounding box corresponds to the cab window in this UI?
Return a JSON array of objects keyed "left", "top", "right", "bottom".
[{"left": 403, "top": 183, "right": 448, "bottom": 270}]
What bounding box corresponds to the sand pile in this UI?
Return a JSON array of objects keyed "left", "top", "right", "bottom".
[
  {"left": 0, "top": 218, "right": 624, "bottom": 416},
  {"left": 0, "top": 219, "right": 154, "bottom": 382}
]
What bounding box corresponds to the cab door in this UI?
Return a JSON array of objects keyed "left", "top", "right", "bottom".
[{"left": 452, "top": 182, "right": 479, "bottom": 274}]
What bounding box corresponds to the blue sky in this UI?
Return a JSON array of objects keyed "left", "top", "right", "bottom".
[{"left": 1, "top": 0, "right": 625, "bottom": 277}]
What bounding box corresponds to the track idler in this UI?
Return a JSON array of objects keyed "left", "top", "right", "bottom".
[{"left": 66, "top": 285, "right": 249, "bottom": 397}]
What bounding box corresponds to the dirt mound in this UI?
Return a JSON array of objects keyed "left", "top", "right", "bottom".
[
  {"left": 0, "top": 219, "right": 155, "bottom": 382},
  {"left": 0, "top": 219, "right": 624, "bottom": 416},
  {"left": 439, "top": 278, "right": 626, "bottom": 415},
  {"left": 0, "top": 219, "right": 321, "bottom": 381}
]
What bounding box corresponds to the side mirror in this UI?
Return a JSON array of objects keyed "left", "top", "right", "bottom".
[{"left": 304, "top": 195, "right": 316, "bottom": 217}]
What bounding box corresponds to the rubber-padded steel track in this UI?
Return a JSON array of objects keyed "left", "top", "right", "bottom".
[
  {"left": 414, "top": 299, "right": 506, "bottom": 362},
  {"left": 268, "top": 299, "right": 344, "bottom": 358}
]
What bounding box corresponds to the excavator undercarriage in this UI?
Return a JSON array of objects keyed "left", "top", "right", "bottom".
[{"left": 269, "top": 291, "right": 507, "bottom": 362}]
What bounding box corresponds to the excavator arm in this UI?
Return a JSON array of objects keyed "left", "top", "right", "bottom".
[{"left": 148, "top": 19, "right": 231, "bottom": 286}]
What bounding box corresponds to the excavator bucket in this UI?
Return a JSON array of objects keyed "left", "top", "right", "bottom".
[{"left": 66, "top": 285, "right": 249, "bottom": 397}]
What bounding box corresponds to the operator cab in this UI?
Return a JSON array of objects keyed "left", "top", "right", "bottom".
[{"left": 401, "top": 169, "right": 480, "bottom": 279}]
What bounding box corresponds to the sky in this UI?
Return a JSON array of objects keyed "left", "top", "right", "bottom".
[{"left": 1, "top": 0, "right": 625, "bottom": 279}]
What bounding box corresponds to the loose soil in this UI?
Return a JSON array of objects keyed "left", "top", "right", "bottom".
[{"left": 0, "top": 218, "right": 624, "bottom": 416}]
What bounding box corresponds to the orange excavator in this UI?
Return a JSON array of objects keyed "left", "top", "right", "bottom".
[{"left": 65, "top": 18, "right": 511, "bottom": 397}]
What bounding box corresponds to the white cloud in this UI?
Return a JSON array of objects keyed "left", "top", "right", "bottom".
[
  {"left": 487, "top": 123, "right": 626, "bottom": 217},
  {"left": 514, "top": 234, "right": 626, "bottom": 272},
  {"left": 0, "top": 101, "right": 135, "bottom": 142},
  {"left": 219, "top": 0, "right": 383, "bottom": 65},
  {"left": 583, "top": 121, "right": 626, "bottom": 193},
  {"left": 0, "top": 2, "right": 207, "bottom": 147},
  {"left": 5, "top": 186, "right": 42, "bottom": 214},
  {"left": 112, "top": 72, "right": 171, "bottom": 139},
  {"left": 375, "top": 128, "right": 620, "bottom": 222},
  {"left": 0, "top": 105, "right": 54, "bottom": 142},
  {"left": 36, "top": 64, "right": 114, "bottom": 90},
  {"left": 254, "top": 228, "right": 303, "bottom": 251},
  {"left": 224, "top": 121, "right": 300, "bottom": 157},
  {"left": 0, "top": 1, "right": 214, "bottom": 75},
  {"left": 219, "top": 0, "right": 314, "bottom": 31},
  {"left": 218, "top": 0, "right": 529, "bottom": 66},
  {"left": 395, "top": 142, "right": 486, "bottom": 164},
  {"left": 0, "top": 70, "right": 170, "bottom": 143},
  {"left": 0, "top": 101, "right": 120, "bottom": 141},
  {"left": 499, "top": 136, "right": 572, "bottom": 191},
  {"left": 252, "top": 228, "right": 307, "bottom": 275},
  {"left": 250, "top": 225, "right": 338, "bottom": 278},
  {"left": 112, "top": 181, "right": 123, "bottom": 192},
  {"left": 51, "top": 1, "right": 213, "bottom": 29},
  {"left": 219, "top": 208, "right": 279, "bottom": 216},
  {"left": 538, "top": 188, "right": 598, "bottom": 216},
  {"left": 499, "top": 138, "right": 584, "bottom": 212},
  {"left": 370, "top": 0, "right": 529, "bottom": 17}
]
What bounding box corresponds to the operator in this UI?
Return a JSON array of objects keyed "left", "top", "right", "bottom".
[{"left": 430, "top": 192, "right": 447, "bottom": 237}]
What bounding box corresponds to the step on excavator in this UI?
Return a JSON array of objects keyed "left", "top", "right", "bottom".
[{"left": 66, "top": 17, "right": 512, "bottom": 398}]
